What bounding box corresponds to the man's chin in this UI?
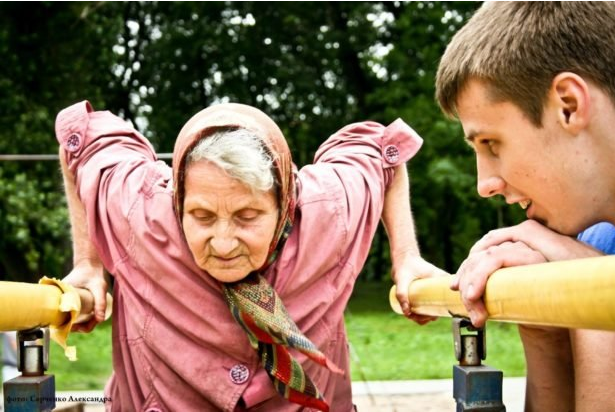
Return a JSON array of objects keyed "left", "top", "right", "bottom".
[{"left": 544, "top": 218, "right": 594, "bottom": 237}]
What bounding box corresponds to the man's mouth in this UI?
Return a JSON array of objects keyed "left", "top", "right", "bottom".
[{"left": 519, "top": 200, "right": 531, "bottom": 210}]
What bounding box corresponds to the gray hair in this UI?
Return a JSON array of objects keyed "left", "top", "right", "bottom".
[{"left": 186, "top": 128, "right": 276, "bottom": 192}]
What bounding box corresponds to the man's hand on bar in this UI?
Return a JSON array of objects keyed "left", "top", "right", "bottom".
[
  {"left": 63, "top": 259, "right": 109, "bottom": 332},
  {"left": 452, "top": 239, "right": 547, "bottom": 328},
  {"left": 470, "top": 220, "right": 603, "bottom": 262},
  {"left": 392, "top": 254, "right": 449, "bottom": 324},
  {"left": 452, "top": 220, "right": 608, "bottom": 328}
]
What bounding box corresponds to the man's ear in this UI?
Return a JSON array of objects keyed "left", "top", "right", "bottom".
[{"left": 550, "top": 72, "right": 590, "bottom": 134}]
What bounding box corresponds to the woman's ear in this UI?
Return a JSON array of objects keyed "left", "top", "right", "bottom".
[{"left": 550, "top": 72, "right": 591, "bottom": 134}]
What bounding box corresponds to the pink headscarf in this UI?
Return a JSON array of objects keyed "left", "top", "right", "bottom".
[{"left": 172, "top": 103, "right": 296, "bottom": 263}]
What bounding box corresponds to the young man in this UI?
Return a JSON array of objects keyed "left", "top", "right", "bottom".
[{"left": 435, "top": 3, "right": 615, "bottom": 411}]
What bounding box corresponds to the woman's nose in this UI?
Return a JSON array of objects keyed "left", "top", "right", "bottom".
[{"left": 210, "top": 222, "right": 238, "bottom": 256}]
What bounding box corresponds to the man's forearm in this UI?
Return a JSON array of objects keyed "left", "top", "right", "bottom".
[{"left": 520, "top": 325, "right": 574, "bottom": 411}]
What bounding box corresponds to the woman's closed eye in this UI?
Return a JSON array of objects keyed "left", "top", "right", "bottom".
[
  {"left": 192, "top": 210, "right": 216, "bottom": 224},
  {"left": 235, "top": 210, "right": 260, "bottom": 224}
]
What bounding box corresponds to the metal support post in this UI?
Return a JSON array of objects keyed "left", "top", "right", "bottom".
[
  {"left": 3, "top": 328, "right": 55, "bottom": 412},
  {"left": 452, "top": 318, "right": 505, "bottom": 412}
]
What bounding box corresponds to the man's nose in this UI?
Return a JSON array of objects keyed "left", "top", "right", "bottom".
[
  {"left": 477, "top": 175, "right": 506, "bottom": 198},
  {"left": 476, "top": 159, "right": 505, "bottom": 198}
]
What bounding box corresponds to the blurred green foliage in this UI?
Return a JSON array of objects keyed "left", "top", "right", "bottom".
[{"left": 0, "top": 1, "right": 526, "bottom": 282}]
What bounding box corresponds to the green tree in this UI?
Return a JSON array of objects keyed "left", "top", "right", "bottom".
[
  {"left": 0, "top": 2, "right": 122, "bottom": 281},
  {"left": 0, "top": 1, "right": 525, "bottom": 283},
  {"left": 365, "top": 2, "right": 526, "bottom": 272}
]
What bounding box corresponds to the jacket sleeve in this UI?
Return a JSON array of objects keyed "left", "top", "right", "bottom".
[
  {"left": 296, "top": 119, "right": 423, "bottom": 281},
  {"left": 55, "top": 100, "right": 169, "bottom": 273}
]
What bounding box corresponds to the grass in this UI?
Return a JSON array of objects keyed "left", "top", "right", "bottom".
[
  {"left": 345, "top": 280, "right": 527, "bottom": 381},
  {"left": 49, "top": 321, "right": 113, "bottom": 390},
  {"left": 44, "top": 281, "right": 526, "bottom": 390}
]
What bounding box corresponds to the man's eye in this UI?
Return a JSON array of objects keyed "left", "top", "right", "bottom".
[{"left": 479, "top": 139, "right": 498, "bottom": 154}]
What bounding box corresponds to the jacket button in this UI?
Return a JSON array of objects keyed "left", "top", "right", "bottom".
[
  {"left": 66, "top": 133, "right": 82, "bottom": 152},
  {"left": 229, "top": 364, "right": 250, "bottom": 384},
  {"left": 384, "top": 144, "right": 400, "bottom": 164}
]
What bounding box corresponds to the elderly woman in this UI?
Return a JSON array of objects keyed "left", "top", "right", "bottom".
[{"left": 57, "top": 101, "right": 442, "bottom": 411}]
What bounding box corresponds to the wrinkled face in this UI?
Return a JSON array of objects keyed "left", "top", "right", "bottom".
[
  {"left": 182, "top": 161, "right": 279, "bottom": 282},
  {"left": 456, "top": 78, "right": 599, "bottom": 235}
]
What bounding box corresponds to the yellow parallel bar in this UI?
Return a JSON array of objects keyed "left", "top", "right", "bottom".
[
  {"left": 0, "top": 278, "right": 86, "bottom": 360},
  {"left": 0, "top": 281, "right": 68, "bottom": 330},
  {"left": 390, "top": 255, "right": 615, "bottom": 331}
]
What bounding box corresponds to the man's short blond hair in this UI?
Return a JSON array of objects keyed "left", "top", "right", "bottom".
[{"left": 436, "top": 2, "right": 615, "bottom": 126}]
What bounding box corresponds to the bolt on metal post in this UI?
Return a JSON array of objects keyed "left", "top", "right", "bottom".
[
  {"left": 452, "top": 317, "right": 505, "bottom": 412},
  {"left": 4, "top": 328, "right": 56, "bottom": 412}
]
